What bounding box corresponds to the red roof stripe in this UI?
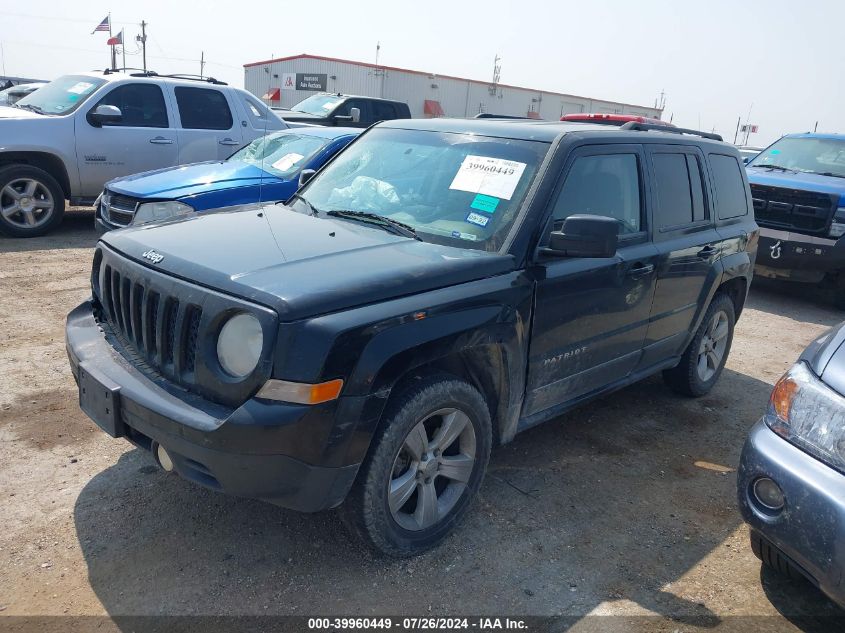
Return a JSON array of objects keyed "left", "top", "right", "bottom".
[{"left": 243, "top": 54, "right": 660, "bottom": 113}]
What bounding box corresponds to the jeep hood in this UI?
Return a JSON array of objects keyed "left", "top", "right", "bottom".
[
  {"left": 747, "top": 166, "right": 845, "bottom": 199},
  {"left": 101, "top": 204, "right": 514, "bottom": 321},
  {"left": 106, "top": 161, "right": 283, "bottom": 199}
]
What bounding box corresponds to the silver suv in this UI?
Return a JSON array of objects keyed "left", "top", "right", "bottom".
[{"left": 0, "top": 70, "right": 286, "bottom": 237}]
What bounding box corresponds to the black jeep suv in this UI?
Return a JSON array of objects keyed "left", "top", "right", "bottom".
[
  {"left": 66, "top": 119, "right": 758, "bottom": 556},
  {"left": 276, "top": 92, "right": 411, "bottom": 128}
]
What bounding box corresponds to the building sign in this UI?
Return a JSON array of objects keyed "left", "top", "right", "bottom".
[
  {"left": 281, "top": 73, "right": 296, "bottom": 90},
  {"left": 296, "top": 73, "right": 327, "bottom": 91}
]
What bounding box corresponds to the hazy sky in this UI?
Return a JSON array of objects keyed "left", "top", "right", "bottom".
[{"left": 1, "top": 0, "right": 842, "bottom": 145}]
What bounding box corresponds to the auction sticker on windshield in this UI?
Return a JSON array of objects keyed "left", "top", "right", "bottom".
[
  {"left": 272, "top": 153, "right": 305, "bottom": 171},
  {"left": 449, "top": 156, "right": 526, "bottom": 200},
  {"left": 67, "top": 82, "right": 95, "bottom": 95}
]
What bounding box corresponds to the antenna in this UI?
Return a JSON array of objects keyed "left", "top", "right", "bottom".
[{"left": 200, "top": 51, "right": 205, "bottom": 79}]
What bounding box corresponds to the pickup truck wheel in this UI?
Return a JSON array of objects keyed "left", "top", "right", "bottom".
[
  {"left": 0, "top": 165, "right": 66, "bottom": 237},
  {"left": 342, "top": 375, "right": 491, "bottom": 557},
  {"left": 663, "top": 293, "right": 735, "bottom": 397}
]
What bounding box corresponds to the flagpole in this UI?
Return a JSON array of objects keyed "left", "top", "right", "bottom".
[
  {"left": 109, "top": 13, "right": 116, "bottom": 70},
  {"left": 122, "top": 31, "right": 126, "bottom": 70}
]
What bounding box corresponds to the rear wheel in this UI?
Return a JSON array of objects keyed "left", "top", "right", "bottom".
[
  {"left": 341, "top": 374, "right": 492, "bottom": 557},
  {"left": 663, "top": 293, "right": 736, "bottom": 397},
  {"left": 0, "top": 165, "right": 65, "bottom": 237}
]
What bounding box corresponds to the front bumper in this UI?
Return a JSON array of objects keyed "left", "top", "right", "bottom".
[
  {"left": 66, "top": 299, "right": 374, "bottom": 512},
  {"left": 755, "top": 227, "right": 845, "bottom": 282},
  {"left": 738, "top": 419, "right": 845, "bottom": 608}
]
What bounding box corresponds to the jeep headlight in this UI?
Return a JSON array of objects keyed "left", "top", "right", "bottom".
[
  {"left": 767, "top": 361, "right": 845, "bottom": 472},
  {"left": 132, "top": 200, "right": 195, "bottom": 226},
  {"left": 216, "top": 313, "right": 263, "bottom": 378}
]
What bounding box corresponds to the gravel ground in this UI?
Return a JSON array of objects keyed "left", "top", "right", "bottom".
[{"left": 1, "top": 209, "right": 843, "bottom": 631}]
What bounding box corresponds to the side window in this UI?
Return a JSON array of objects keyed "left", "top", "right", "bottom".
[
  {"left": 242, "top": 95, "right": 268, "bottom": 124},
  {"left": 371, "top": 101, "right": 395, "bottom": 122},
  {"left": 652, "top": 154, "right": 704, "bottom": 230},
  {"left": 334, "top": 99, "right": 366, "bottom": 120},
  {"left": 93, "top": 83, "right": 168, "bottom": 128},
  {"left": 710, "top": 154, "right": 749, "bottom": 219},
  {"left": 552, "top": 153, "right": 641, "bottom": 234},
  {"left": 174, "top": 87, "right": 233, "bottom": 130}
]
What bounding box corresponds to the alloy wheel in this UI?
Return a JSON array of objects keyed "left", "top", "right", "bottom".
[
  {"left": 0, "top": 178, "right": 55, "bottom": 229},
  {"left": 697, "top": 310, "right": 730, "bottom": 382},
  {"left": 388, "top": 408, "right": 477, "bottom": 531}
]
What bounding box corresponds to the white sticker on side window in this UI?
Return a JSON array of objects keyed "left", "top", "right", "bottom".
[
  {"left": 449, "top": 155, "right": 527, "bottom": 201},
  {"left": 271, "top": 153, "right": 305, "bottom": 172}
]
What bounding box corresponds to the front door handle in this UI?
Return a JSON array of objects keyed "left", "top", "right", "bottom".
[
  {"left": 698, "top": 244, "right": 719, "bottom": 258},
  {"left": 149, "top": 136, "right": 174, "bottom": 144},
  {"left": 627, "top": 263, "right": 655, "bottom": 278},
  {"left": 218, "top": 138, "right": 240, "bottom": 146}
]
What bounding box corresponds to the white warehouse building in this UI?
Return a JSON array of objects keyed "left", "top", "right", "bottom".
[{"left": 244, "top": 53, "right": 662, "bottom": 121}]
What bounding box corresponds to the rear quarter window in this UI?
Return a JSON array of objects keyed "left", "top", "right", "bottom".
[{"left": 709, "top": 153, "right": 749, "bottom": 219}]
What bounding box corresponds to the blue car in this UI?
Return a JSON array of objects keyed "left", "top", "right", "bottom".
[
  {"left": 95, "top": 126, "right": 360, "bottom": 233},
  {"left": 738, "top": 322, "right": 845, "bottom": 609},
  {"left": 746, "top": 133, "right": 845, "bottom": 308}
]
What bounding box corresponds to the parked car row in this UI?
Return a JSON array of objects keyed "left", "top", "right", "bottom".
[{"left": 7, "top": 67, "right": 843, "bottom": 609}]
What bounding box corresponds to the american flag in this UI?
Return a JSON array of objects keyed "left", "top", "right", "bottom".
[{"left": 91, "top": 16, "right": 110, "bottom": 34}]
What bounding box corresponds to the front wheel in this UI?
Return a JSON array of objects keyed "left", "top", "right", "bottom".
[
  {"left": 341, "top": 374, "right": 492, "bottom": 557},
  {"left": 0, "top": 165, "right": 66, "bottom": 237},
  {"left": 663, "top": 293, "right": 736, "bottom": 397}
]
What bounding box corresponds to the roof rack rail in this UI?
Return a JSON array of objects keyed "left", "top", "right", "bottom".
[
  {"left": 620, "top": 121, "right": 723, "bottom": 141},
  {"left": 102, "top": 67, "right": 157, "bottom": 76},
  {"left": 159, "top": 73, "right": 227, "bottom": 85}
]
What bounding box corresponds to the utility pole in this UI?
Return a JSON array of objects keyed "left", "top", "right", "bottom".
[
  {"left": 200, "top": 51, "right": 205, "bottom": 79},
  {"left": 136, "top": 21, "right": 148, "bottom": 72}
]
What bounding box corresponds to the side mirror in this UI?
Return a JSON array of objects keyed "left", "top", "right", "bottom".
[
  {"left": 88, "top": 104, "right": 122, "bottom": 127},
  {"left": 544, "top": 214, "right": 619, "bottom": 258},
  {"left": 349, "top": 107, "right": 361, "bottom": 123},
  {"left": 298, "top": 169, "right": 316, "bottom": 188},
  {"left": 742, "top": 156, "right": 752, "bottom": 164}
]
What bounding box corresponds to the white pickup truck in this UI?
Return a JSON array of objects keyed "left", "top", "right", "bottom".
[{"left": 0, "top": 70, "right": 286, "bottom": 237}]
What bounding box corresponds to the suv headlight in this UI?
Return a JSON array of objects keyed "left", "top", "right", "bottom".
[
  {"left": 133, "top": 200, "right": 194, "bottom": 226},
  {"left": 767, "top": 361, "right": 845, "bottom": 472},
  {"left": 216, "top": 313, "right": 263, "bottom": 377}
]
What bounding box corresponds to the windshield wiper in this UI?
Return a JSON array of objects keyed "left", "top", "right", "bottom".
[
  {"left": 815, "top": 172, "right": 845, "bottom": 179},
  {"left": 326, "top": 210, "right": 421, "bottom": 240},
  {"left": 14, "top": 102, "right": 46, "bottom": 115},
  {"left": 757, "top": 164, "right": 795, "bottom": 172}
]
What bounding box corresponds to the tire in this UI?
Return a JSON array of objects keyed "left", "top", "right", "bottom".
[
  {"left": 830, "top": 274, "right": 845, "bottom": 311},
  {"left": 0, "top": 164, "right": 66, "bottom": 237},
  {"left": 750, "top": 530, "right": 804, "bottom": 581},
  {"left": 663, "top": 293, "right": 736, "bottom": 397},
  {"left": 341, "top": 374, "right": 492, "bottom": 557}
]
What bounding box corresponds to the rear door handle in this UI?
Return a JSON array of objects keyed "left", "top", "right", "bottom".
[
  {"left": 149, "top": 136, "right": 174, "bottom": 144},
  {"left": 218, "top": 138, "right": 240, "bottom": 146},
  {"left": 627, "top": 263, "right": 654, "bottom": 278},
  {"left": 698, "top": 244, "right": 718, "bottom": 257}
]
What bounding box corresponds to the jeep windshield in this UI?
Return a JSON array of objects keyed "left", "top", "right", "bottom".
[
  {"left": 15, "top": 75, "right": 105, "bottom": 116},
  {"left": 297, "top": 127, "right": 550, "bottom": 252},
  {"left": 290, "top": 94, "right": 344, "bottom": 116},
  {"left": 749, "top": 136, "right": 845, "bottom": 178},
  {"left": 229, "top": 131, "right": 329, "bottom": 177}
]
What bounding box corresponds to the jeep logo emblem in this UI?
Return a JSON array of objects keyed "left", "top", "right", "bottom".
[{"left": 142, "top": 249, "right": 164, "bottom": 264}]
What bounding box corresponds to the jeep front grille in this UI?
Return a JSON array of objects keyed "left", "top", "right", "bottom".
[
  {"left": 91, "top": 245, "right": 278, "bottom": 407},
  {"left": 750, "top": 184, "right": 838, "bottom": 236},
  {"left": 100, "top": 263, "right": 201, "bottom": 382}
]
